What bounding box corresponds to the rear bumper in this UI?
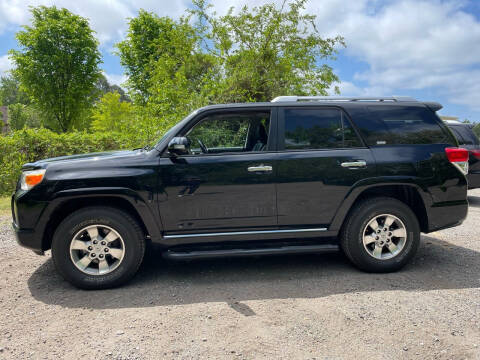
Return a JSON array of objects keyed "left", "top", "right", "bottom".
[
  {"left": 427, "top": 200, "right": 468, "bottom": 232},
  {"left": 12, "top": 221, "right": 44, "bottom": 255},
  {"left": 467, "top": 172, "right": 480, "bottom": 189}
]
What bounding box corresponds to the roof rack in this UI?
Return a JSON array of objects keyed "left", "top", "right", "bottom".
[{"left": 271, "top": 96, "right": 418, "bottom": 103}]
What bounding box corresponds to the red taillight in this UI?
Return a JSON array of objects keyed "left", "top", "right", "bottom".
[
  {"left": 470, "top": 149, "right": 480, "bottom": 160},
  {"left": 445, "top": 147, "right": 469, "bottom": 163}
]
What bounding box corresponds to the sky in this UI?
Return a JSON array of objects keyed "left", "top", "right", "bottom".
[{"left": 0, "top": 0, "right": 479, "bottom": 121}]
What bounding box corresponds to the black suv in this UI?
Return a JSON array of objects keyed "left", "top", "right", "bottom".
[
  {"left": 444, "top": 120, "right": 480, "bottom": 189},
  {"left": 12, "top": 96, "right": 469, "bottom": 289}
]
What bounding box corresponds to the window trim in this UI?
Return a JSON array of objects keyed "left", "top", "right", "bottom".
[
  {"left": 277, "top": 106, "right": 367, "bottom": 152},
  {"left": 162, "top": 107, "right": 277, "bottom": 158}
]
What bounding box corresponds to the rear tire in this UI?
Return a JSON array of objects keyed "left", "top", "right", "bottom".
[
  {"left": 52, "top": 207, "right": 145, "bottom": 289},
  {"left": 340, "top": 197, "right": 420, "bottom": 273}
]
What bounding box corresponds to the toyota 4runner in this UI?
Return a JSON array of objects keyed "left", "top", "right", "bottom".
[{"left": 12, "top": 96, "right": 469, "bottom": 289}]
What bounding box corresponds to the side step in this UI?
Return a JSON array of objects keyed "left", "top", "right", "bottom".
[{"left": 163, "top": 244, "right": 339, "bottom": 260}]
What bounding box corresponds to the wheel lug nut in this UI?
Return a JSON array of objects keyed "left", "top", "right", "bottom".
[
  {"left": 99, "top": 254, "right": 104, "bottom": 259},
  {"left": 101, "top": 241, "right": 106, "bottom": 246},
  {"left": 375, "top": 236, "right": 379, "bottom": 240},
  {"left": 389, "top": 232, "right": 392, "bottom": 236},
  {"left": 88, "top": 246, "right": 93, "bottom": 251},
  {"left": 104, "top": 248, "right": 109, "bottom": 252},
  {"left": 91, "top": 253, "right": 96, "bottom": 257},
  {"left": 93, "top": 240, "right": 98, "bottom": 244}
]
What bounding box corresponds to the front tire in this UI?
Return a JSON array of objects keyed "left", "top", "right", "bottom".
[
  {"left": 340, "top": 197, "right": 420, "bottom": 273},
  {"left": 52, "top": 207, "right": 145, "bottom": 289}
]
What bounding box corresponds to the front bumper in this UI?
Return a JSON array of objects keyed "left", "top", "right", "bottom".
[{"left": 12, "top": 221, "right": 44, "bottom": 255}]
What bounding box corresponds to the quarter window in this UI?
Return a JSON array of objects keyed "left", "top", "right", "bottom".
[
  {"left": 283, "top": 108, "right": 362, "bottom": 150},
  {"left": 352, "top": 106, "right": 455, "bottom": 146}
]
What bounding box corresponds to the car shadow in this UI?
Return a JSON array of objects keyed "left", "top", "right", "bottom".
[
  {"left": 468, "top": 194, "right": 480, "bottom": 208},
  {"left": 28, "top": 235, "right": 480, "bottom": 309}
]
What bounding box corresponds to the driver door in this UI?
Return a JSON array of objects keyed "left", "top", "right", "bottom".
[{"left": 158, "top": 109, "right": 278, "bottom": 235}]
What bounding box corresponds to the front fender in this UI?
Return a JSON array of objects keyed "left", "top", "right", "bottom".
[{"left": 40, "top": 187, "right": 163, "bottom": 248}]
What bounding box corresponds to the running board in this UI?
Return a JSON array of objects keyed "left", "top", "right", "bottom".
[{"left": 163, "top": 244, "right": 339, "bottom": 260}]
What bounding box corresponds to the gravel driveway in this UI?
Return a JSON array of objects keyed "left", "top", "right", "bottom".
[{"left": 1, "top": 191, "right": 479, "bottom": 359}]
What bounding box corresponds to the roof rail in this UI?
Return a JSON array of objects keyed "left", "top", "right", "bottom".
[{"left": 271, "top": 96, "right": 418, "bottom": 103}]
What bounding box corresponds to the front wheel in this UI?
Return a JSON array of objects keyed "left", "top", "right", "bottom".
[
  {"left": 340, "top": 197, "right": 420, "bottom": 273},
  {"left": 52, "top": 207, "right": 145, "bottom": 289}
]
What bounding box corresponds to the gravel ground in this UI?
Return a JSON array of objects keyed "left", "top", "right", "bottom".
[{"left": 0, "top": 191, "right": 479, "bottom": 359}]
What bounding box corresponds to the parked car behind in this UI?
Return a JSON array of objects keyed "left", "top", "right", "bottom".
[{"left": 445, "top": 120, "right": 480, "bottom": 189}]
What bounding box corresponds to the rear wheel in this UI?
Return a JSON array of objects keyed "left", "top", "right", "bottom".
[
  {"left": 52, "top": 207, "right": 145, "bottom": 289},
  {"left": 340, "top": 197, "right": 420, "bottom": 273}
]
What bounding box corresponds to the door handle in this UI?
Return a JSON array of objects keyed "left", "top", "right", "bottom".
[
  {"left": 341, "top": 160, "right": 367, "bottom": 168},
  {"left": 248, "top": 165, "right": 273, "bottom": 172}
]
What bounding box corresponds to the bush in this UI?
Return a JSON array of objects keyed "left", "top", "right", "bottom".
[{"left": 0, "top": 128, "right": 150, "bottom": 195}]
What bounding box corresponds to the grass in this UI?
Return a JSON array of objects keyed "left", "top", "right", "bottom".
[{"left": 0, "top": 196, "right": 11, "bottom": 216}]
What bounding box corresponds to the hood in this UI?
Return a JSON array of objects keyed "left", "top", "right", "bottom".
[{"left": 22, "top": 149, "right": 145, "bottom": 170}]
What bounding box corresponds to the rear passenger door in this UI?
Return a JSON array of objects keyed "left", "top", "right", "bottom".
[{"left": 276, "top": 107, "right": 376, "bottom": 228}]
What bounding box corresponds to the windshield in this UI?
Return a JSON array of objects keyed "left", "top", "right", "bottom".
[{"left": 154, "top": 109, "right": 200, "bottom": 150}]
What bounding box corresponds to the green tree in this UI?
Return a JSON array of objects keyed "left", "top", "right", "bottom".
[
  {"left": 0, "top": 74, "right": 29, "bottom": 106},
  {"left": 96, "top": 74, "right": 130, "bottom": 102},
  {"left": 10, "top": 6, "right": 102, "bottom": 132},
  {"left": 91, "top": 91, "right": 134, "bottom": 132},
  {"left": 7, "top": 104, "right": 42, "bottom": 130},
  {"left": 190, "top": 0, "right": 345, "bottom": 102},
  {"left": 116, "top": 11, "right": 212, "bottom": 105}
]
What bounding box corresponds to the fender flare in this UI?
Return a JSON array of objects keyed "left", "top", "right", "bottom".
[
  {"left": 328, "top": 177, "right": 432, "bottom": 232},
  {"left": 40, "top": 187, "right": 163, "bottom": 248}
]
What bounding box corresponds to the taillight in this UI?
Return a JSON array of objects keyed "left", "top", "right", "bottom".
[
  {"left": 470, "top": 149, "right": 480, "bottom": 160},
  {"left": 445, "top": 147, "right": 469, "bottom": 175}
]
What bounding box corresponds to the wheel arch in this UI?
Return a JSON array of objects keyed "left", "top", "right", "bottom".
[
  {"left": 41, "top": 192, "right": 161, "bottom": 251},
  {"left": 330, "top": 183, "right": 430, "bottom": 234}
]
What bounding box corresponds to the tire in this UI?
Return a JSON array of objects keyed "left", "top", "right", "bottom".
[
  {"left": 340, "top": 197, "right": 420, "bottom": 273},
  {"left": 51, "top": 207, "right": 145, "bottom": 290}
]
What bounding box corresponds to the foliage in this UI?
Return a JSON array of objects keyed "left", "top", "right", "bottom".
[
  {"left": 10, "top": 6, "right": 102, "bottom": 132},
  {"left": 473, "top": 123, "right": 480, "bottom": 138},
  {"left": 7, "top": 104, "right": 42, "bottom": 130},
  {"left": 91, "top": 91, "right": 135, "bottom": 132},
  {"left": 117, "top": 11, "right": 202, "bottom": 105},
  {"left": 116, "top": 0, "right": 344, "bottom": 127},
  {"left": 0, "top": 74, "right": 29, "bottom": 106},
  {"left": 96, "top": 74, "right": 130, "bottom": 102},
  {"left": 190, "top": 0, "right": 344, "bottom": 102},
  {"left": 0, "top": 128, "right": 146, "bottom": 195}
]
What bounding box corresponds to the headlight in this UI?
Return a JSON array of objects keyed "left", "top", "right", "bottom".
[{"left": 20, "top": 169, "right": 46, "bottom": 191}]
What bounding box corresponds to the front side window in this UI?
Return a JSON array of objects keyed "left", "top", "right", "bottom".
[
  {"left": 283, "top": 108, "right": 362, "bottom": 150},
  {"left": 186, "top": 111, "right": 270, "bottom": 154}
]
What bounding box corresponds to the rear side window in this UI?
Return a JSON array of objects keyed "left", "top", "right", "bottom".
[
  {"left": 352, "top": 106, "right": 454, "bottom": 146},
  {"left": 283, "top": 108, "right": 362, "bottom": 150}
]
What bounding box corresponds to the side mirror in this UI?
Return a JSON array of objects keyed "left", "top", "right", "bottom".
[{"left": 168, "top": 137, "right": 190, "bottom": 156}]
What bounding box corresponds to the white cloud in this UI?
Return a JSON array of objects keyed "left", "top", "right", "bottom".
[
  {"left": 306, "top": 0, "right": 480, "bottom": 109},
  {"left": 0, "top": 0, "right": 189, "bottom": 45},
  {"left": 0, "top": 54, "right": 12, "bottom": 76},
  {"left": 104, "top": 72, "right": 127, "bottom": 87}
]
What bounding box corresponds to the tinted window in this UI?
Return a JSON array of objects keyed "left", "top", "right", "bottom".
[
  {"left": 186, "top": 111, "right": 270, "bottom": 154},
  {"left": 284, "top": 108, "right": 362, "bottom": 150},
  {"left": 352, "top": 106, "right": 454, "bottom": 146},
  {"left": 449, "top": 125, "right": 479, "bottom": 146}
]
